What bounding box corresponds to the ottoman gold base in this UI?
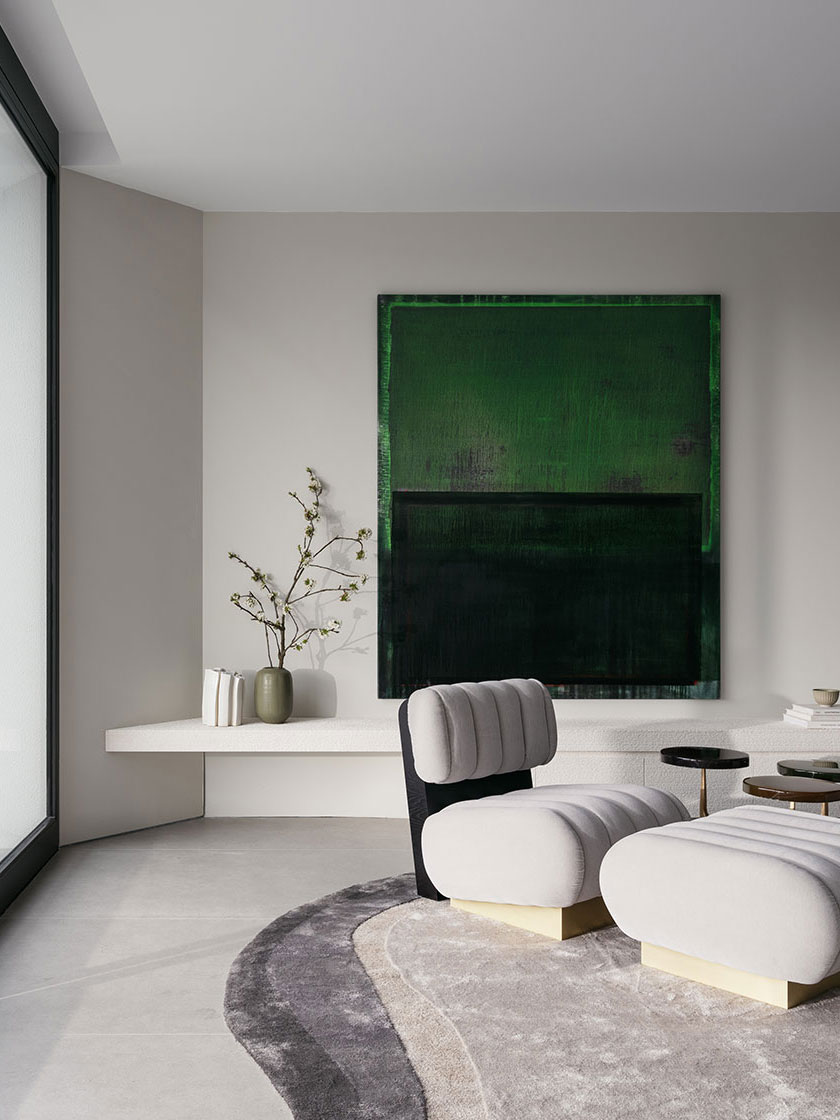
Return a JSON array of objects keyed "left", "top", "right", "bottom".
[
  {"left": 451, "top": 895, "right": 613, "bottom": 941},
  {"left": 642, "top": 942, "right": 840, "bottom": 1009}
]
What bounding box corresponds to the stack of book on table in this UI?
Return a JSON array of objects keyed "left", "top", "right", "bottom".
[{"left": 784, "top": 704, "right": 840, "bottom": 729}]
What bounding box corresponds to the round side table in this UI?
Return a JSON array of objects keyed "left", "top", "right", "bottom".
[
  {"left": 660, "top": 746, "right": 750, "bottom": 817},
  {"left": 777, "top": 758, "right": 840, "bottom": 781},
  {"left": 743, "top": 775, "right": 840, "bottom": 816}
]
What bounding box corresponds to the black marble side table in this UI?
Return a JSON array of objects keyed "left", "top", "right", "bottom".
[
  {"left": 660, "top": 746, "right": 750, "bottom": 817},
  {"left": 777, "top": 758, "right": 840, "bottom": 781}
]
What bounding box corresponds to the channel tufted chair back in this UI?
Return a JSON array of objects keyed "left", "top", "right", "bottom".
[
  {"left": 399, "top": 678, "right": 557, "bottom": 899},
  {"left": 407, "top": 679, "right": 557, "bottom": 783}
]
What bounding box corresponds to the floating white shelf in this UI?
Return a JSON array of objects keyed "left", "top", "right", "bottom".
[
  {"left": 104, "top": 715, "right": 840, "bottom": 755},
  {"left": 535, "top": 718, "right": 840, "bottom": 753},
  {"left": 105, "top": 717, "right": 401, "bottom": 754}
]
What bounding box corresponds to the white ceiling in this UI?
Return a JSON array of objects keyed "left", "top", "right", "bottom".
[
  {"left": 4, "top": 0, "right": 840, "bottom": 212},
  {"left": 0, "top": 0, "right": 116, "bottom": 164}
]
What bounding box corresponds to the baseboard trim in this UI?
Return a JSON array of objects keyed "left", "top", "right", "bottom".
[
  {"left": 641, "top": 942, "right": 840, "bottom": 1009},
  {"left": 451, "top": 895, "right": 613, "bottom": 941}
]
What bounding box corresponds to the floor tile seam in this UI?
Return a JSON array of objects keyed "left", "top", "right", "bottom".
[
  {"left": 55, "top": 846, "right": 412, "bottom": 854},
  {"left": 0, "top": 1030, "right": 235, "bottom": 1038},
  {"left": 0, "top": 915, "right": 267, "bottom": 923},
  {"left": 1, "top": 911, "right": 291, "bottom": 921},
  {"left": 0, "top": 941, "right": 256, "bottom": 1000}
]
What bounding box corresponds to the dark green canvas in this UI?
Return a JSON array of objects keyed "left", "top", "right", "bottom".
[{"left": 378, "top": 295, "right": 720, "bottom": 699}]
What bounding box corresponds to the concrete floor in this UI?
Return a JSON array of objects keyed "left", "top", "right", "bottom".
[{"left": 0, "top": 817, "right": 413, "bottom": 1119}]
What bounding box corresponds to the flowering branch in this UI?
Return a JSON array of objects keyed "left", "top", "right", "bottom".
[{"left": 229, "top": 467, "right": 372, "bottom": 668}]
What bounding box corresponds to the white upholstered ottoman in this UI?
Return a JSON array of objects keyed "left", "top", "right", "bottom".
[
  {"left": 600, "top": 804, "right": 840, "bottom": 1007},
  {"left": 423, "top": 784, "right": 689, "bottom": 939}
]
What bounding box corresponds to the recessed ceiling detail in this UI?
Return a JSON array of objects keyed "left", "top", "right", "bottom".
[{"left": 7, "top": 0, "right": 840, "bottom": 211}]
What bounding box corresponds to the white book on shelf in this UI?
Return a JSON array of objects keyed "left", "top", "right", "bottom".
[
  {"left": 230, "top": 674, "right": 244, "bottom": 727},
  {"left": 784, "top": 712, "right": 839, "bottom": 728},
  {"left": 790, "top": 703, "right": 840, "bottom": 719},
  {"left": 217, "top": 671, "right": 234, "bottom": 727},
  {"left": 202, "top": 668, "right": 223, "bottom": 726}
]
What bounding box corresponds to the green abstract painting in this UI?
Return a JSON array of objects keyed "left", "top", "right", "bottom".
[{"left": 378, "top": 294, "right": 720, "bottom": 699}]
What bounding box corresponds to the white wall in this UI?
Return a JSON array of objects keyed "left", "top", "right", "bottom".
[
  {"left": 60, "top": 170, "right": 204, "bottom": 844},
  {"left": 203, "top": 212, "right": 840, "bottom": 730}
]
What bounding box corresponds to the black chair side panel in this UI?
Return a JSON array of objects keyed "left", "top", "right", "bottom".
[{"left": 398, "top": 700, "right": 533, "bottom": 901}]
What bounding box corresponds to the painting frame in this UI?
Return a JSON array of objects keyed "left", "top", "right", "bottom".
[{"left": 378, "top": 294, "right": 720, "bottom": 699}]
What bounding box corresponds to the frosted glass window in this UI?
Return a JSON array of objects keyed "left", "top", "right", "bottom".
[{"left": 0, "top": 103, "right": 48, "bottom": 859}]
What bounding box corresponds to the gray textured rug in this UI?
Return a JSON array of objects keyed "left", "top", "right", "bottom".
[
  {"left": 224, "top": 875, "right": 423, "bottom": 1119},
  {"left": 225, "top": 876, "right": 840, "bottom": 1119}
]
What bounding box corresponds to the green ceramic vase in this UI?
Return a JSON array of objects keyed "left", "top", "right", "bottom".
[{"left": 254, "top": 667, "right": 293, "bottom": 724}]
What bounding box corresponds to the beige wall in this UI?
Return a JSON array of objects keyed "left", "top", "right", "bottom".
[
  {"left": 60, "top": 170, "right": 204, "bottom": 844},
  {"left": 203, "top": 212, "right": 840, "bottom": 727}
]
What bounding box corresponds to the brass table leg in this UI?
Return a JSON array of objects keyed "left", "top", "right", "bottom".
[
  {"left": 789, "top": 801, "right": 796, "bottom": 810},
  {"left": 823, "top": 802, "right": 829, "bottom": 817},
  {"left": 699, "top": 768, "right": 708, "bottom": 817}
]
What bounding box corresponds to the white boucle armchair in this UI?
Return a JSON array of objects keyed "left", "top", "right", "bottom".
[{"left": 399, "top": 677, "right": 689, "bottom": 939}]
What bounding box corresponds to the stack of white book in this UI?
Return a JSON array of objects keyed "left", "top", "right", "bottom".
[
  {"left": 202, "top": 668, "right": 245, "bottom": 727},
  {"left": 783, "top": 703, "right": 840, "bottom": 729}
]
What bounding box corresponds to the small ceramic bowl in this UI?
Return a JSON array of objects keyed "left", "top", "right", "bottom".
[{"left": 813, "top": 688, "right": 840, "bottom": 707}]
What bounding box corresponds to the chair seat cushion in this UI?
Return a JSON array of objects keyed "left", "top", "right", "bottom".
[
  {"left": 421, "top": 784, "right": 689, "bottom": 908},
  {"left": 599, "top": 805, "right": 840, "bottom": 984}
]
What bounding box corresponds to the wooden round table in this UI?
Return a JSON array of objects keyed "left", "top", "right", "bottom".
[{"left": 743, "top": 775, "right": 840, "bottom": 815}]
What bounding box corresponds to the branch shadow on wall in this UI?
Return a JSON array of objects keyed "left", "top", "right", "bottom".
[{"left": 289, "top": 489, "right": 375, "bottom": 717}]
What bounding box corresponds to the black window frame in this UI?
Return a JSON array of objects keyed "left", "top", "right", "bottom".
[{"left": 0, "top": 23, "right": 59, "bottom": 914}]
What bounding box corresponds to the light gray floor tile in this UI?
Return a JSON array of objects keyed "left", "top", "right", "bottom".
[
  {"left": 0, "top": 1033, "right": 289, "bottom": 1120},
  {"left": 0, "top": 816, "right": 413, "bottom": 1118},
  {"left": 5, "top": 845, "right": 412, "bottom": 919},
  {"left": 95, "top": 814, "right": 412, "bottom": 851},
  {"left": 0, "top": 918, "right": 263, "bottom": 1035}
]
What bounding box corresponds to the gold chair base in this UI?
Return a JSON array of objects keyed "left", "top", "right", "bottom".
[
  {"left": 450, "top": 895, "right": 613, "bottom": 941},
  {"left": 641, "top": 942, "right": 840, "bottom": 1009}
]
